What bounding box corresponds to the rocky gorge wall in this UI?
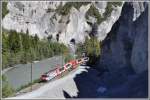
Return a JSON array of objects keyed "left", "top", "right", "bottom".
[
  {"left": 97, "top": 2, "right": 148, "bottom": 74},
  {"left": 70, "top": 3, "right": 148, "bottom": 98}
]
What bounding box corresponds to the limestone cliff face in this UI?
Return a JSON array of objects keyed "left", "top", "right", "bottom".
[
  {"left": 98, "top": 2, "right": 148, "bottom": 74},
  {"left": 2, "top": 1, "right": 123, "bottom": 45}
]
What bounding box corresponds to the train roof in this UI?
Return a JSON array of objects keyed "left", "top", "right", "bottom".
[{"left": 44, "top": 66, "right": 60, "bottom": 74}]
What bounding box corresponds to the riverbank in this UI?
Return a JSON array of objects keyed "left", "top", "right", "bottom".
[
  {"left": 7, "top": 66, "right": 90, "bottom": 99},
  {"left": 2, "top": 61, "right": 40, "bottom": 74},
  {"left": 2, "top": 67, "right": 14, "bottom": 74},
  {"left": 3, "top": 56, "right": 64, "bottom": 90},
  {"left": 14, "top": 65, "right": 80, "bottom": 97},
  {"left": 2, "top": 56, "right": 61, "bottom": 74}
]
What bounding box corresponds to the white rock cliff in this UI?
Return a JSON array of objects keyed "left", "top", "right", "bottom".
[{"left": 2, "top": 1, "right": 123, "bottom": 45}]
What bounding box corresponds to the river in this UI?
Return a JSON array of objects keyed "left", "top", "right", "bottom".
[{"left": 4, "top": 56, "right": 64, "bottom": 90}]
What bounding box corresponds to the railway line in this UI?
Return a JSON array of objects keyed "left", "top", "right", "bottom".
[
  {"left": 9, "top": 65, "right": 89, "bottom": 99},
  {"left": 15, "top": 57, "right": 89, "bottom": 96},
  {"left": 40, "top": 57, "right": 89, "bottom": 82}
]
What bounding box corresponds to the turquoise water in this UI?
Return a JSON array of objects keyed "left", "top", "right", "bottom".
[{"left": 4, "top": 56, "right": 64, "bottom": 89}]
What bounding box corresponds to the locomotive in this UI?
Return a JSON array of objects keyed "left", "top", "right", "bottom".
[{"left": 40, "top": 57, "right": 89, "bottom": 82}]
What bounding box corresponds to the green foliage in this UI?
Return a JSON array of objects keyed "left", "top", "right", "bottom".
[
  {"left": 8, "top": 30, "right": 21, "bottom": 53},
  {"left": 2, "top": 30, "right": 69, "bottom": 69},
  {"left": 104, "top": 2, "right": 122, "bottom": 18},
  {"left": 84, "top": 36, "right": 101, "bottom": 57},
  {"left": 85, "top": 36, "right": 101, "bottom": 65},
  {"left": 2, "top": 75, "right": 15, "bottom": 98},
  {"left": 76, "top": 36, "right": 101, "bottom": 65},
  {"left": 86, "top": 4, "right": 102, "bottom": 24},
  {"left": 76, "top": 43, "right": 85, "bottom": 58},
  {"left": 64, "top": 54, "right": 74, "bottom": 63},
  {"left": 86, "top": 2, "right": 122, "bottom": 25},
  {"left": 2, "top": 2, "right": 9, "bottom": 19},
  {"left": 56, "top": 2, "right": 90, "bottom": 15},
  {"left": 69, "top": 2, "right": 90, "bottom": 10},
  {"left": 110, "top": 2, "right": 122, "bottom": 7}
]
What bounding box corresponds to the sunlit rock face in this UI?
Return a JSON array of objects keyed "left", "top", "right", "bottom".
[
  {"left": 3, "top": 1, "right": 63, "bottom": 38},
  {"left": 132, "top": 2, "right": 145, "bottom": 21},
  {"left": 2, "top": 1, "right": 123, "bottom": 45},
  {"left": 97, "top": 5, "right": 123, "bottom": 41},
  {"left": 98, "top": 2, "right": 148, "bottom": 74},
  {"left": 59, "top": 5, "right": 92, "bottom": 44}
]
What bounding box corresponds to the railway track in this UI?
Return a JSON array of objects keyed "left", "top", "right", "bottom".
[
  {"left": 15, "top": 65, "right": 79, "bottom": 96},
  {"left": 15, "top": 57, "right": 89, "bottom": 96}
]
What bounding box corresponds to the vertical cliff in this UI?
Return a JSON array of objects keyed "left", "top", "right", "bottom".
[
  {"left": 97, "top": 2, "right": 148, "bottom": 74},
  {"left": 70, "top": 3, "right": 148, "bottom": 98}
]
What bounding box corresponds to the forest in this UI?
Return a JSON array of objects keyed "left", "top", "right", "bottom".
[{"left": 2, "top": 29, "right": 69, "bottom": 69}]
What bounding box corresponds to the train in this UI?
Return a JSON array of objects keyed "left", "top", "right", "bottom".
[{"left": 40, "top": 57, "right": 89, "bottom": 82}]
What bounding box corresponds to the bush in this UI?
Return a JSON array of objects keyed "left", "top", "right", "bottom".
[
  {"left": 86, "top": 4, "right": 103, "bottom": 24},
  {"left": 76, "top": 43, "right": 86, "bottom": 58},
  {"left": 76, "top": 36, "right": 101, "bottom": 65},
  {"left": 64, "top": 54, "right": 74, "bottom": 63}
]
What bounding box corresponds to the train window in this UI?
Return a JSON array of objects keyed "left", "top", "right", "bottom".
[
  {"left": 42, "top": 75, "right": 47, "bottom": 77},
  {"left": 84, "top": 57, "right": 89, "bottom": 61},
  {"left": 59, "top": 67, "right": 64, "bottom": 72},
  {"left": 66, "top": 64, "right": 71, "bottom": 68},
  {"left": 78, "top": 59, "right": 82, "bottom": 62}
]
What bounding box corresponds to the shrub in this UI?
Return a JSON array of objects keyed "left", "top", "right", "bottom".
[
  {"left": 86, "top": 4, "right": 103, "bottom": 24},
  {"left": 64, "top": 54, "right": 74, "bottom": 63},
  {"left": 76, "top": 36, "right": 101, "bottom": 65}
]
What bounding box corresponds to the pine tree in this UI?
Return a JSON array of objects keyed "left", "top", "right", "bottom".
[
  {"left": 8, "top": 31, "right": 21, "bottom": 53},
  {"left": 2, "top": 29, "right": 69, "bottom": 68},
  {"left": 83, "top": 36, "right": 101, "bottom": 65}
]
